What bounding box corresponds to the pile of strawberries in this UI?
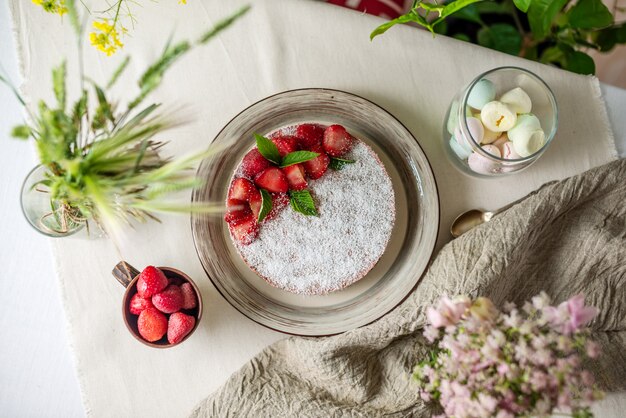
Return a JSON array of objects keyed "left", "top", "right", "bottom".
[
  {"left": 225, "top": 123, "right": 355, "bottom": 244},
  {"left": 129, "top": 266, "right": 198, "bottom": 344}
]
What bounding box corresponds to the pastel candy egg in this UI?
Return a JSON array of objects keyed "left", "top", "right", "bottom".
[
  {"left": 500, "top": 87, "right": 532, "bottom": 114},
  {"left": 467, "top": 79, "right": 496, "bottom": 110},
  {"left": 481, "top": 144, "right": 501, "bottom": 158},
  {"left": 449, "top": 137, "right": 472, "bottom": 160},
  {"left": 468, "top": 145, "right": 501, "bottom": 174},
  {"left": 482, "top": 127, "right": 500, "bottom": 144},
  {"left": 480, "top": 101, "right": 517, "bottom": 132},
  {"left": 446, "top": 101, "right": 460, "bottom": 135},
  {"left": 453, "top": 123, "right": 480, "bottom": 149},
  {"left": 512, "top": 130, "right": 545, "bottom": 157},
  {"left": 465, "top": 117, "right": 484, "bottom": 144},
  {"left": 515, "top": 74, "right": 549, "bottom": 107},
  {"left": 500, "top": 141, "right": 520, "bottom": 159},
  {"left": 508, "top": 114, "right": 545, "bottom": 157},
  {"left": 509, "top": 114, "right": 541, "bottom": 134},
  {"left": 492, "top": 134, "right": 509, "bottom": 148}
]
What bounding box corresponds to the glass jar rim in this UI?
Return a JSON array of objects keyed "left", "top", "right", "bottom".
[{"left": 458, "top": 66, "right": 559, "bottom": 163}]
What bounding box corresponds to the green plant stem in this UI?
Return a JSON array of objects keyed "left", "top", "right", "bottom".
[{"left": 510, "top": 2, "right": 526, "bottom": 36}]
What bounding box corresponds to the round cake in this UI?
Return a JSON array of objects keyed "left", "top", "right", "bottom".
[{"left": 224, "top": 123, "right": 395, "bottom": 295}]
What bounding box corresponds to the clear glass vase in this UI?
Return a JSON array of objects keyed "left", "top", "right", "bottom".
[
  {"left": 443, "top": 67, "right": 558, "bottom": 177},
  {"left": 20, "top": 165, "right": 86, "bottom": 237}
]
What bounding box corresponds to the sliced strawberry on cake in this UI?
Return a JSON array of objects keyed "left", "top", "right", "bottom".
[
  {"left": 228, "top": 178, "right": 257, "bottom": 201},
  {"left": 240, "top": 148, "right": 271, "bottom": 178},
  {"left": 225, "top": 178, "right": 264, "bottom": 237},
  {"left": 295, "top": 124, "right": 325, "bottom": 149},
  {"left": 282, "top": 164, "right": 307, "bottom": 191},
  {"left": 229, "top": 214, "right": 259, "bottom": 245},
  {"left": 254, "top": 167, "right": 289, "bottom": 193},
  {"left": 272, "top": 135, "right": 299, "bottom": 157},
  {"left": 224, "top": 199, "right": 251, "bottom": 223},
  {"left": 248, "top": 188, "right": 263, "bottom": 219},
  {"left": 323, "top": 124, "right": 354, "bottom": 157},
  {"left": 303, "top": 145, "right": 330, "bottom": 179}
]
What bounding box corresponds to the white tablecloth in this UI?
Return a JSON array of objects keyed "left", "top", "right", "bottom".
[{"left": 1, "top": 0, "right": 625, "bottom": 416}]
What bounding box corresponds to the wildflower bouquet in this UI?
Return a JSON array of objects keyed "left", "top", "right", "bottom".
[
  {"left": 415, "top": 293, "right": 604, "bottom": 418},
  {"left": 3, "top": 2, "right": 249, "bottom": 236}
]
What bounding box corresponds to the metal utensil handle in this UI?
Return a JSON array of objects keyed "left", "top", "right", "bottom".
[{"left": 112, "top": 261, "right": 140, "bottom": 288}]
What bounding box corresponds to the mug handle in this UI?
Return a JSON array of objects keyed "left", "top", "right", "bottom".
[{"left": 112, "top": 261, "right": 140, "bottom": 288}]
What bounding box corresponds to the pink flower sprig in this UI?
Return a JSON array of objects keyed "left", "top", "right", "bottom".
[{"left": 414, "top": 293, "right": 603, "bottom": 418}]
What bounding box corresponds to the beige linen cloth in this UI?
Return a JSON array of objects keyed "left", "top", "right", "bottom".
[
  {"left": 8, "top": 0, "right": 621, "bottom": 415},
  {"left": 191, "top": 159, "right": 626, "bottom": 417}
]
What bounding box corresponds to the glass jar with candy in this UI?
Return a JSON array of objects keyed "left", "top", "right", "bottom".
[{"left": 443, "top": 67, "right": 558, "bottom": 177}]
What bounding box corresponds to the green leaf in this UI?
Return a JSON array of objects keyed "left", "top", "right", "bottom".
[
  {"left": 11, "top": 125, "right": 31, "bottom": 140},
  {"left": 513, "top": 0, "right": 531, "bottom": 12},
  {"left": 436, "top": 0, "right": 486, "bottom": 22},
  {"left": 540, "top": 45, "right": 566, "bottom": 65},
  {"left": 289, "top": 190, "right": 318, "bottom": 216},
  {"left": 72, "top": 90, "right": 88, "bottom": 125},
  {"left": 107, "top": 56, "right": 130, "bottom": 89},
  {"left": 254, "top": 134, "right": 281, "bottom": 165},
  {"left": 593, "top": 23, "right": 626, "bottom": 52},
  {"left": 64, "top": 0, "right": 81, "bottom": 35},
  {"left": 564, "top": 51, "right": 596, "bottom": 75},
  {"left": 329, "top": 157, "right": 356, "bottom": 170},
  {"left": 452, "top": 5, "right": 483, "bottom": 24},
  {"left": 474, "top": 2, "right": 510, "bottom": 14},
  {"left": 52, "top": 61, "right": 66, "bottom": 110},
  {"left": 197, "top": 5, "right": 251, "bottom": 44},
  {"left": 0, "top": 72, "right": 26, "bottom": 106},
  {"left": 477, "top": 24, "right": 522, "bottom": 55},
  {"left": 527, "top": 0, "right": 569, "bottom": 40},
  {"left": 129, "top": 40, "right": 191, "bottom": 109},
  {"left": 453, "top": 33, "right": 471, "bottom": 42},
  {"left": 568, "top": 0, "right": 613, "bottom": 29},
  {"left": 91, "top": 84, "right": 115, "bottom": 129},
  {"left": 258, "top": 189, "right": 273, "bottom": 223},
  {"left": 280, "top": 151, "right": 319, "bottom": 167},
  {"left": 370, "top": 12, "right": 421, "bottom": 40}
]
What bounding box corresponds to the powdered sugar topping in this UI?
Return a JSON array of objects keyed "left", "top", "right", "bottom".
[{"left": 233, "top": 140, "right": 395, "bottom": 295}]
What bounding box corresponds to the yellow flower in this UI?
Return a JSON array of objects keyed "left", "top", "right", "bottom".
[
  {"left": 89, "top": 19, "right": 124, "bottom": 56},
  {"left": 179, "top": 0, "right": 187, "bottom": 4},
  {"left": 32, "top": 0, "right": 68, "bottom": 16}
]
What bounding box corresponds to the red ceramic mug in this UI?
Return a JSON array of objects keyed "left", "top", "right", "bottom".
[{"left": 112, "top": 261, "right": 203, "bottom": 348}]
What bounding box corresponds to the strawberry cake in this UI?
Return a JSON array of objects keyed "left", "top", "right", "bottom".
[{"left": 224, "top": 123, "right": 395, "bottom": 295}]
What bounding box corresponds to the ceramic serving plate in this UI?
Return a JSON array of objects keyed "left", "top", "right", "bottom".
[{"left": 191, "top": 88, "right": 439, "bottom": 336}]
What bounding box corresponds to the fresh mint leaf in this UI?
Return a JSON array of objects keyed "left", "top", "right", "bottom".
[
  {"left": 329, "top": 157, "right": 356, "bottom": 171},
  {"left": 289, "top": 190, "right": 318, "bottom": 216},
  {"left": 258, "top": 189, "right": 273, "bottom": 223},
  {"left": 280, "top": 151, "right": 319, "bottom": 168},
  {"left": 568, "top": 0, "right": 613, "bottom": 30},
  {"left": 254, "top": 134, "right": 281, "bottom": 165}
]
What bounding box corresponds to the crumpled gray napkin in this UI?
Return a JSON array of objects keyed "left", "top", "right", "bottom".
[{"left": 190, "top": 159, "right": 626, "bottom": 417}]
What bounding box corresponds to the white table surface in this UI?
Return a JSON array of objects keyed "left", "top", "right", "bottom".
[{"left": 0, "top": 2, "right": 624, "bottom": 417}]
